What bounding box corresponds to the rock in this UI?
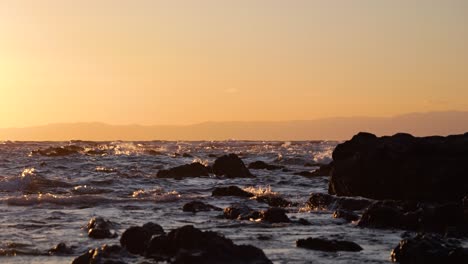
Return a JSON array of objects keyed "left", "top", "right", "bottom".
[
  {"left": 212, "top": 186, "right": 254, "bottom": 198},
  {"left": 255, "top": 195, "right": 292, "bottom": 207},
  {"left": 307, "top": 193, "right": 373, "bottom": 211},
  {"left": 157, "top": 162, "right": 210, "bottom": 179},
  {"left": 329, "top": 132, "right": 468, "bottom": 201},
  {"left": 248, "top": 161, "right": 284, "bottom": 170},
  {"left": 87, "top": 217, "right": 117, "bottom": 239},
  {"left": 182, "top": 153, "right": 193, "bottom": 158},
  {"left": 390, "top": 233, "right": 468, "bottom": 264},
  {"left": 120, "top": 223, "right": 165, "bottom": 255},
  {"left": 72, "top": 244, "right": 128, "bottom": 264},
  {"left": 48, "top": 242, "right": 74, "bottom": 255},
  {"left": 31, "top": 145, "right": 84, "bottom": 157},
  {"left": 296, "top": 237, "right": 363, "bottom": 252},
  {"left": 294, "top": 171, "right": 318, "bottom": 177},
  {"left": 259, "top": 208, "right": 290, "bottom": 223},
  {"left": 212, "top": 154, "right": 254, "bottom": 178},
  {"left": 182, "top": 201, "right": 222, "bottom": 213},
  {"left": 333, "top": 209, "right": 360, "bottom": 222},
  {"left": 224, "top": 203, "right": 260, "bottom": 220},
  {"left": 145, "top": 225, "right": 272, "bottom": 263}
]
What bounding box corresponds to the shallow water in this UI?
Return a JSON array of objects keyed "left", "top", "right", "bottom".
[{"left": 0, "top": 140, "right": 407, "bottom": 263}]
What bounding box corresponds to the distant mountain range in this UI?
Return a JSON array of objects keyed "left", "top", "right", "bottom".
[{"left": 1, "top": 111, "right": 468, "bottom": 141}]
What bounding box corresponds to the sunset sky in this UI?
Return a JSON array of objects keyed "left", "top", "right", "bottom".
[{"left": 1, "top": 0, "right": 467, "bottom": 128}]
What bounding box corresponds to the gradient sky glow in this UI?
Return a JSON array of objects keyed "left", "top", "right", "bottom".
[{"left": 1, "top": 0, "right": 468, "bottom": 128}]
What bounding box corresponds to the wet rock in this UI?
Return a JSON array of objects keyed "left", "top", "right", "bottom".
[
  {"left": 224, "top": 203, "right": 260, "bottom": 220},
  {"left": 157, "top": 162, "right": 210, "bottom": 179},
  {"left": 255, "top": 195, "right": 292, "bottom": 207},
  {"left": 87, "top": 217, "right": 117, "bottom": 239},
  {"left": 120, "top": 223, "right": 165, "bottom": 255},
  {"left": 259, "top": 208, "right": 290, "bottom": 223},
  {"left": 212, "top": 154, "right": 254, "bottom": 178},
  {"left": 297, "top": 218, "right": 312, "bottom": 225},
  {"left": 212, "top": 186, "right": 254, "bottom": 198},
  {"left": 72, "top": 244, "right": 128, "bottom": 264},
  {"left": 329, "top": 132, "right": 468, "bottom": 201},
  {"left": 48, "top": 242, "right": 74, "bottom": 255},
  {"left": 333, "top": 209, "right": 360, "bottom": 222},
  {"left": 182, "top": 201, "right": 222, "bottom": 213},
  {"left": 248, "top": 161, "right": 284, "bottom": 170},
  {"left": 391, "top": 233, "right": 468, "bottom": 264},
  {"left": 296, "top": 237, "right": 363, "bottom": 252},
  {"left": 182, "top": 153, "right": 193, "bottom": 158},
  {"left": 307, "top": 193, "right": 373, "bottom": 211},
  {"left": 31, "top": 145, "right": 84, "bottom": 157},
  {"left": 294, "top": 171, "right": 319, "bottom": 177},
  {"left": 145, "top": 225, "right": 272, "bottom": 263},
  {"left": 308, "top": 162, "right": 334, "bottom": 177}
]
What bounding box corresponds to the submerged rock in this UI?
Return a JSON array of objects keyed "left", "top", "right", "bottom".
[
  {"left": 259, "top": 208, "right": 290, "bottom": 223},
  {"left": 224, "top": 203, "right": 260, "bottom": 220},
  {"left": 87, "top": 217, "right": 117, "bottom": 239},
  {"left": 31, "top": 145, "right": 84, "bottom": 157},
  {"left": 329, "top": 132, "right": 468, "bottom": 201},
  {"left": 72, "top": 244, "right": 128, "bottom": 264},
  {"left": 182, "top": 201, "right": 222, "bottom": 213},
  {"left": 391, "top": 233, "right": 468, "bottom": 264},
  {"left": 48, "top": 243, "right": 74, "bottom": 255},
  {"left": 248, "top": 161, "right": 284, "bottom": 170},
  {"left": 296, "top": 237, "right": 363, "bottom": 252},
  {"left": 333, "top": 209, "right": 360, "bottom": 222},
  {"left": 254, "top": 195, "right": 292, "bottom": 207},
  {"left": 157, "top": 162, "right": 210, "bottom": 179},
  {"left": 212, "top": 154, "right": 254, "bottom": 178},
  {"left": 145, "top": 225, "right": 272, "bottom": 263},
  {"left": 307, "top": 193, "right": 373, "bottom": 211},
  {"left": 212, "top": 186, "right": 254, "bottom": 198},
  {"left": 120, "top": 223, "right": 164, "bottom": 255}
]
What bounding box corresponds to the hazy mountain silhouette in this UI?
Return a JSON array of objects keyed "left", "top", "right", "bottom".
[{"left": 1, "top": 111, "right": 468, "bottom": 141}]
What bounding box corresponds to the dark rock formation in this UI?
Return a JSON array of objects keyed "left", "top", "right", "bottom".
[
  {"left": 145, "top": 225, "right": 272, "bottom": 263},
  {"left": 212, "top": 186, "right": 254, "bottom": 198},
  {"left": 248, "top": 161, "right": 284, "bottom": 170},
  {"left": 224, "top": 203, "right": 260, "bottom": 220},
  {"left": 333, "top": 209, "right": 360, "bottom": 222},
  {"left": 329, "top": 132, "right": 468, "bottom": 201},
  {"left": 296, "top": 237, "right": 363, "bottom": 252},
  {"left": 182, "top": 201, "right": 222, "bottom": 213},
  {"left": 390, "top": 233, "right": 468, "bottom": 264},
  {"left": 120, "top": 223, "right": 164, "bottom": 255},
  {"left": 157, "top": 162, "right": 210, "bottom": 179},
  {"left": 259, "top": 208, "right": 290, "bottom": 223},
  {"left": 72, "top": 244, "right": 128, "bottom": 264},
  {"left": 254, "top": 195, "right": 292, "bottom": 207},
  {"left": 31, "top": 145, "right": 84, "bottom": 157},
  {"left": 48, "top": 243, "right": 74, "bottom": 255},
  {"left": 212, "top": 154, "right": 254, "bottom": 178},
  {"left": 87, "top": 217, "right": 117, "bottom": 239},
  {"left": 307, "top": 193, "right": 373, "bottom": 211}
]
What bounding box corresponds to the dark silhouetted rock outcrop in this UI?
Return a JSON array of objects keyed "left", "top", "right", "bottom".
[
  {"left": 31, "top": 145, "right": 84, "bottom": 157},
  {"left": 182, "top": 201, "right": 222, "bottom": 213},
  {"left": 296, "top": 237, "right": 363, "bottom": 252},
  {"left": 120, "top": 222, "right": 164, "bottom": 255},
  {"left": 333, "top": 209, "right": 360, "bottom": 222},
  {"left": 259, "top": 208, "right": 290, "bottom": 223},
  {"left": 48, "top": 243, "right": 74, "bottom": 255},
  {"left": 72, "top": 244, "right": 128, "bottom": 264},
  {"left": 248, "top": 161, "right": 284, "bottom": 170},
  {"left": 212, "top": 154, "right": 254, "bottom": 178},
  {"left": 157, "top": 162, "right": 210, "bottom": 179},
  {"left": 224, "top": 203, "right": 260, "bottom": 220},
  {"left": 390, "top": 233, "right": 468, "bottom": 264},
  {"left": 87, "top": 217, "right": 117, "bottom": 239},
  {"left": 307, "top": 193, "right": 373, "bottom": 211},
  {"left": 212, "top": 186, "right": 254, "bottom": 198},
  {"left": 329, "top": 132, "right": 468, "bottom": 201}
]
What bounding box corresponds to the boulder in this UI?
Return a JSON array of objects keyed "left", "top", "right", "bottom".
[
  {"left": 120, "top": 223, "right": 165, "bottom": 255},
  {"left": 296, "top": 162, "right": 334, "bottom": 177},
  {"left": 72, "top": 244, "right": 128, "bottom": 264},
  {"left": 212, "top": 186, "right": 254, "bottom": 198},
  {"left": 157, "top": 162, "right": 210, "bottom": 179},
  {"left": 48, "top": 243, "right": 74, "bottom": 255},
  {"left": 333, "top": 210, "right": 360, "bottom": 222},
  {"left": 329, "top": 132, "right": 468, "bottom": 201},
  {"left": 182, "top": 201, "right": 222, "bottom": 213},
  {"left": 224, "top": 203, "right": 260, "bottom": 220},
  {"left": 254, "top": 195, "right": 292, "bottom": 207},
  {"left": 259, "top": 208, "right": 290, "bottom": 223},
  {"left": 248, "top": 161, "right": 284, "bottom": 170},
  {"left": 307, "top": 193, "right": 373, "bottom": 211},
  {"left": 31, "top": 145, "right": 84, "bottom": 157},
  {"left": 87, "top": 217, "right": 117, "bottom": 239},
  {"left": 145, "top": 225, "right": 272, "bottom": 263},
  {"left": 212, "top": 154, "right": 254, "bottom": 178},
  {"left": 296, "top": 237, "right": 363, "bottom": 252},
  {"left": 390, "top": 233, "right": 468, "bottom": 264}
]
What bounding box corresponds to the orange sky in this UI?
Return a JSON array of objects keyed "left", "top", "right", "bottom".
[{"left": 1, "top": 0, "right": 468, "bottom": 128}]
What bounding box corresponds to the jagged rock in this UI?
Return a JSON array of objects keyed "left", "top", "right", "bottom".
[
  {"left": 248, "top": 161, "right": 284, "bottom": 170},
  {"left": 157, "top": 162, "right": 210, "bottom": 178},
  {"left": 212, "top": 186, "right": 254, "bottom": 198},
  {"left": 212, "top": 154, "right": 254, "bottom": 178},
  {"left": 329, "top": 132, "right": 468, "bottom": 201},
  {"left": 87, "top": 217, "right": 117, "bottom": 239},
  {"left": 296, "top": 237, "right": 363, "bottom": 252},
  {"left": 182, "top": 201, "right": 222, "bottom": 213},
  {"left": 259, "top": 208, "right": 290, "bottom": 223},
  {"left": 120, "top": 223, "right": 164, "bottom": 255},
  {"left": 145, "top": 225, "right": 272, "bottom": 263},
  {"left": 391, "top": 233, "right": 468, "bottom": 263}
]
